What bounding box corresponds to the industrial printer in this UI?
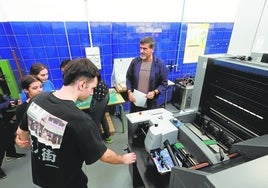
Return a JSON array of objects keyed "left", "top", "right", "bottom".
[{"left": 126, "top": 54, "right": 268, "bottom": 188}]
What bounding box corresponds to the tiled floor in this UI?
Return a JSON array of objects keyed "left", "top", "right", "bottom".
[{"left": 0, "top": 103, "right": 179, "bottom": 188}]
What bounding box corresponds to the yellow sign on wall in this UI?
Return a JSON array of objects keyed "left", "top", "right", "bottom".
[{"left": 183, "top": 23, "right": 209, "bottom": 64}]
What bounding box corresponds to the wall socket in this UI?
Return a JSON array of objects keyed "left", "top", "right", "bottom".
[{"left": 85, "top": 47, "right": 101, "bottom": 69}]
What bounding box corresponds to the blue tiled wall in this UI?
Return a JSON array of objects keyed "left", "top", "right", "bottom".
[{"left": 0, "top": 21, "right": 233, "bottom": 110}]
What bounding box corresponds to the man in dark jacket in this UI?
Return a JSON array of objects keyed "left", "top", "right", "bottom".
[{"left": 126, "top": 36, "right": 168, "bottom": 113}]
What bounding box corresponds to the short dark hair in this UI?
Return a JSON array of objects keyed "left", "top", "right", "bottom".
[
  {"left": 63, "top": 58, "right": 99, "bottom": 85},
  {"left": 140, "top": 36, "right": 155, "bottom": 49},
  {"left": 60, "top": 59, "right": 71, "bottom": 69},
  {"left": 20, "top": 75, "right": 42, "bottom": 90},
  {"left": 30, "top": 63, "right": 47, "bottom": 75}
]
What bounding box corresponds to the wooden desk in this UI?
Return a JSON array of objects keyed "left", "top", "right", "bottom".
[
  {"left": 76, "top": 88, "right": 125, "bottom": 133},
  {"left": 76, "top": 88, "right": 125, "bottom": 110}
]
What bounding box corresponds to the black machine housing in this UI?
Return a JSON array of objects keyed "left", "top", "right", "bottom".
[{"left": 169, "top": 54, "right": 268, "bottom": 188}]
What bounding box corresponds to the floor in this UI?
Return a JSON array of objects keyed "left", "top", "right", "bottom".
[{"left": 0, "top": 103, "right": 179, "bottom": 188}]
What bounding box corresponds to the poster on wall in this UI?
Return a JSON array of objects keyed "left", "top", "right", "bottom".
[{"left": 183, "top": 23, "right": 209, "bottom": 64}]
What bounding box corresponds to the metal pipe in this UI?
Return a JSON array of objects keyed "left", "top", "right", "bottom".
[
  {"left": 84, "top": 0, "right": 93, "bottom": 47},
  {"left": 11, "top": 49, "right": 23, "bottom": 79},
  {"left": 63, "top": 22, "right": 72, "bottom": 60}
]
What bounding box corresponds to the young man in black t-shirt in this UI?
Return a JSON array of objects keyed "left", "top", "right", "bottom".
[{"left": 16, "top": 58, "right": 136, "bottom": 188}]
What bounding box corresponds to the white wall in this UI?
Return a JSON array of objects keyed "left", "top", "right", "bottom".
[
  {"left": 0, "top": 0, "right": 86, "bottom": 21},
  {"left": 0, "top": 0, "right": 239, "bottom": 22},
  {"left": 86, "top": 0, "right": 184, "bottom": 22},
  {"left": 252, "top": 1, "right": 268, "bottom": 53},
  {"left": 183, "top": 0, "right": 239, "bottom": 22},
  {"left": 228, "top": 0, "right": 267, "bottom": 55}
]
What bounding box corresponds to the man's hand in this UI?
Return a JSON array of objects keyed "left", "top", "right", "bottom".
[
  {"left": 146, "top": 91, "right": 155, "bottom": 99},
  {"left": 100, "top": 148, "right": 136, "bottom": 164},
  {"left": 128, "top": 91, "right": 136, "bottom": 103},
  {"left": 16, "top": 135, "right": 31, "bottom": 148},
  {"left": 122, "top": 152, "right": 137, "bottom": 164},
  {"left": 16, "top": 127, "right": 31, "bottom": 148}
]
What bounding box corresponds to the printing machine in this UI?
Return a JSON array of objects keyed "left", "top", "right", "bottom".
[
  {"left": 250, "top": 52, "right": 268, "bottom": 63},
  {"left": 168, "top": 54, "right": 268, "bottom": 187},
  {"left": 126, "top": 54, "right": 268, "bottom": 188}
]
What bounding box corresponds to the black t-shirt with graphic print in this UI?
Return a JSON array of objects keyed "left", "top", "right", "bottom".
[{"left": 20, "top": 92, "right": 107, "bottom": 188}]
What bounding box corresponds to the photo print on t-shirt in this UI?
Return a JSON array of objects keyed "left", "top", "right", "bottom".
[{"left": 27, "top": 102, "right": 67, "bottom": 149}]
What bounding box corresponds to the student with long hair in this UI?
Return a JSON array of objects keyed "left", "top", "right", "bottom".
[
  {"left": 0, "top": 75, "right": 43, "bottom": 180},
  {"left": 20, "top": 63, "right": 55, "bottom": 102},
  {"left": 16, "top": 75, "right": 43, "bottom": 126}
]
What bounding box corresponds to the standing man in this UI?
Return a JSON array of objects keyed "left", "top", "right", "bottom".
[
  {"left": 126, "top": 36, "right": 168, "bottom": 113},
  {"left": 60, "top": 59, "right": 113, "bottom": 144},
  {"left": 16, "top": 58, "right": 136, "bottom": 188}
]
